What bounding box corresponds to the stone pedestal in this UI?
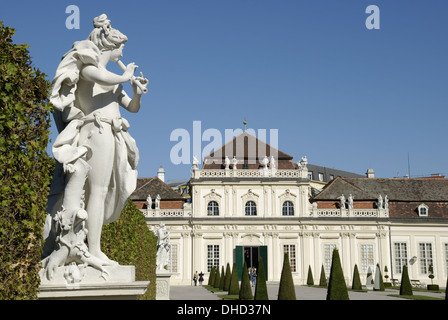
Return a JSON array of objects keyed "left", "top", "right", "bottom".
[
  {"left": 156, "top": 271, "right": 173, "bottom": 300},
  {"left": 38, "top": 265, "right": 149, "bottom": 300}
]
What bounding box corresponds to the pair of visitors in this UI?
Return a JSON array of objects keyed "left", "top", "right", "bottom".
[
  {"left": 249, "top": 267, "right": 257, "bottom": 287},
  {"left": 193, "top": 271, "right": 204, "bottom": 286}
]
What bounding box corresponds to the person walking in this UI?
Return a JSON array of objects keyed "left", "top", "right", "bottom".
[
  {"left": 251, "top": 267, "right": 257, "bottom": 287},
  {"left": 193, "top": 271, "right": 198, "bottom": 286},
  {"left": 198, "top": 271, "right": 204, "bottom": 285}
]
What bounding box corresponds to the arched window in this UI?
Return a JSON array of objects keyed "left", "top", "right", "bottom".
[
  {"left": 207, "top": 201, "right": 219, "bottom": 216},
  {"left": 245, "top": 201, "right": 257, "bottom": 216},
  {"left": 282, "top": 201, "right": 294, "bottom": 216}
]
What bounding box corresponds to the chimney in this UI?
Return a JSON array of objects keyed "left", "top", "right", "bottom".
[
  {"left": 366, "top": 169, "right": 375, "bottom": 178},
  {"left": 157, "top": 166, "right": 165, "bottom": 182}
]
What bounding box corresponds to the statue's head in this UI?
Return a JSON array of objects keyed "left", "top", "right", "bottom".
[{"left": 88, "top": 14, "right": 128, "bottom": 60}]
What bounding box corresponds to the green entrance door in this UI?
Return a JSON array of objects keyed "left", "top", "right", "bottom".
[{"left": 235, "top": 246, "right": 268, "bottom": 281}]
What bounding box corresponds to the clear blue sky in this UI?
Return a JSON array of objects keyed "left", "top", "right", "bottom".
[{"left": 3, "top": 0, "right": 448, "bottom": 181}]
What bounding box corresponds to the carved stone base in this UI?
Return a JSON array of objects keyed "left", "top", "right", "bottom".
[
  {"left": 156, "top": 271, "right": 173, "bottom": 300},
  {"left": 38, "top": 265, "right": 149, "bottom": 300}
]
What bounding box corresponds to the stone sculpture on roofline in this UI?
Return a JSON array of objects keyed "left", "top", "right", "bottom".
[{"left": 40, "top": 14, "right": 148, "bottom": 285}]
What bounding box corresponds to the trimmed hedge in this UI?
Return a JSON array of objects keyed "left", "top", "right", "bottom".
[
  {"left": 239, "top": 262, "right": 253, "bottom": 300},
  {"left": 101, "top": 199, "right": 157, "bottom": 300},
  {"left": 278, "top": 253, "right": 296, "bottom": 300},
  {"left": 399, "top": 265, "right": 413, "bottom": 296},
  {"left": 307, "top": 265, "right": 314, "bottom": 285},
  {"left": 0, "top": 22, "right": 53, "bottom": 300},
  {"left": 351, "top": 264, "right": 362, "bottom": 290},
  {"left": 228, "top": 263, "right": 239, "bottom": 295},
  {"left": 224, "top": 263, "right": 231, "bottom": 292},
  {"left": 319, "top": 265, "right": 327, "bottom": 287},
  {"left": 254, "top": 257, "right": 268, "bottom": 300},
  {"left": 326, "top": 249, "right": 349, "bottom": 300}
]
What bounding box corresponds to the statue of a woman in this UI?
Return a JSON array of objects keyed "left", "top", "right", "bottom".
[{"left": 42, "top": 14, "right": 148, "bottom": 278}]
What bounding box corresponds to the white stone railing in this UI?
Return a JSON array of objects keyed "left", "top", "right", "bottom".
[
  {"left": 195, "top": 168, "right": 308, "bottom": 179},
  {"left": 310, "top": 208, "right": 389, "bottom": 218},
  {"left": 143, "top": 209, "right": 192, "bottom": 218}
]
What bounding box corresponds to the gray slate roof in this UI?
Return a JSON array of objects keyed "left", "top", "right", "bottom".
[{"left": 314, "top": 177, "right": 448, "bottom": 201}]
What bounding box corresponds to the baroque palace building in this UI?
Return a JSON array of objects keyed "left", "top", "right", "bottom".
[{"left": 132, "top": 132, "right": 448, "bottom": 287}]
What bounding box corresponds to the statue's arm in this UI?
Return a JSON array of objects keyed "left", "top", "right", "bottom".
[
  {"left": 117, "top": 74, "right": 148, "bottom": 113},
  {"left": 81, "top": 64, "right": 135, "bottom": 86}
]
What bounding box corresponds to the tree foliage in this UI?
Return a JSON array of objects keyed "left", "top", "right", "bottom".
[
  {"left": 0, "top": 21, "right": 53, "bottom": 299},
  {"left": 399, "top": 265, "right": 413, "bottom": 296},
  {"left": 351, "top": 264, "right": 362, "bottom": 290},
  {"left": 101, "top": 199, "right": 157, "bottom": 300}
]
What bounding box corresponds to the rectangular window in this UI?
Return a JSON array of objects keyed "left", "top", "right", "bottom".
[
  {"left": 419, "top": 243, "right": 433, "bottom": 274},
  {"left": 318, "top": 173, "right": 324, "bottom": 182},
  {"left": 360, "top": 244, "right": 374, "bottom": 273},
  {"left": 283, "top": 244, "right": 296, "bottom": 272},
  {"left": 330, "top": 174, "right": 334, "bottom": 180},
  {"left": 323, "top": 244, "right": 337, "bottom": 273},
  {"left": 168, "top": 244, "right": 178, "bottom": 272},
  {"left": 207, "top": 245, "right": 220, "bottom": 272},
  {"left": 394, "top": 242, "right": 408, "bottom": 274},
  {"left": 308, "top": 172, "right": 313, "bottom": 180}
]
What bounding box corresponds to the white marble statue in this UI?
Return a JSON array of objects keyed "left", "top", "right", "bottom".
[
  {"left": 224, "top": 156, "right": 230, "bottom": 169},
  {"left": 384, "top": 195, "right": 389, "bottom": 210},
  {"left": 155, "top": 194, "right": 161, "bottom": 209},
  {"left": 338, "top": 194, "right": 346, "bottom": 209},
  {"left": 154, "top": 222, "right": 171, "bottom": 272},
  {"left": 42, "top": 14, "right": 148, "bottom": 280},
  {"left": 147, "top": 194, "right": 152, "bottom": 209},
  {"left": 377, "top": 194, "right": 383, "bottom": 209},
  {"left": 348, "top": 194, "right": 354, "bottom": 209}
]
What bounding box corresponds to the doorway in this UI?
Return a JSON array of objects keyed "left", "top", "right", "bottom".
[{"left": 235, "top": 245, "right": 268, "bottom": 280}]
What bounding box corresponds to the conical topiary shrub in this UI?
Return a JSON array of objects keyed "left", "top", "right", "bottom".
[
  {"left": 208, "top": 266, "right": 215, "bottom": 286},
  {"left": 224, "top": 263, "right": 231, "bottom": 291},
  {"left": 228, "top": 262, "right": 240, "bottom": 295},
  {"left": 239, "top": 261, "right": 253, "bottom": 300},
  {"left": 278, "top": 253, "right": 296, "bottom": 300},
  {"left": 351, "top": 264, "right": 362, "bottom": 290},
  {"left": 399, "top": 265, "right": 413, "bottom": 296},
  {"left": 219, "top": 266, "right": 226, "bottom": 290},
  {"left": 307, "top": 265, "right": 314, "bottom": 285},
  {"left": 319, "top": 265, "right": 327, "bottom": 287},
  {"left": 326, "top": 249, "right": 349, "bottom": 300},
  {"left": 214, "top": 266, "right": 221, "bottom": 288},
  {"left": 254, "top": 257, "right": 268, "bottom": 300}
]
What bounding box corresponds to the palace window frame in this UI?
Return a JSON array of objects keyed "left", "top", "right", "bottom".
[
  {"left": 419, "top": 242, "right": 433, "bottom": 275},
  {"left": 360, "top": 244, "right": 375, "bottom": 273},
  {"left": 245, "top": 201, "right": 257, "bottom": 216},
  {"left": 207, "top": 201, "right": 219, "bottom": 216},
  {"left": 323, "top": 244, "right": 337, "bottom": 274},
  {"left": 207, "top": 244, "right": 220, "bottom": 272},
  {"left": 393, "top": 242, "right": 408, "bottom": 274},
  {"left": 282, "top": 201, "right": 295, "bottom": 216},
  {"left": 283, "top": 244, "right": 297, "bottom": 272}
]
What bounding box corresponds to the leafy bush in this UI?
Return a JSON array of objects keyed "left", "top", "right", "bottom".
[
  {"left": 278, "top": 253, "right": 296, "bottom": 300},
  {"left": 101, "top": 199, "right": 157, "bottom": 300},
  {"left": 0, "top": 21, "right": 53, "bottom": 300},
  {"left": 326, "top": 249, "right": 349, "bottom": 300}
]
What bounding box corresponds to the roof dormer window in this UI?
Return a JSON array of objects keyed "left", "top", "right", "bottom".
[{"left": 418, "top": 203, "right": 429, "bottom": 217}]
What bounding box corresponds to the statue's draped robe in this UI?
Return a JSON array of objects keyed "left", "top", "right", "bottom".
[{"left": 43, "top": 40, "right": 139, "bottom": 257}]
